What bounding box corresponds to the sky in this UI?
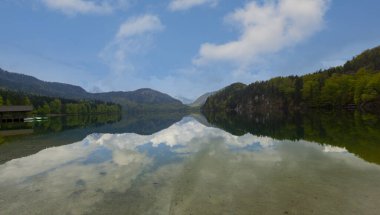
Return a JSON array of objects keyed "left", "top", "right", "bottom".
[{"left": 0, "top": 0, "right": 379, "bottom": 100}]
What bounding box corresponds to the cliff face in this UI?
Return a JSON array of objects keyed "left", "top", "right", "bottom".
[{"left": 233, "top": 95, "right": 287, "bottom": 114}]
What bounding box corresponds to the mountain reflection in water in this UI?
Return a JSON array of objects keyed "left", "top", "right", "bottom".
[
  {"left": 0, "top": 112, "right": 185, "bottom": 164},
  {"left": 0, "top": 116, "right": 380, "bottom": 215}
]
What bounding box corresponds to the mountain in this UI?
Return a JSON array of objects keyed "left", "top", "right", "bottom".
[
  {"left": 175, "top": 96, "right": 193, "bottom": 105},
  {"left": 0, "top": 69, "right": 89, "bottom": 99},
  {"left": 202, "top": 45, "right": 380, "bottom": 114},
  {"left": 93, "top": 89, "right": 185, "bottom": 112},
  {"left": 190, "top": 92, "right": 216, "bottom": 107},
  {"left": 0, "top": 68, "right": 185, "bottom": 111}
]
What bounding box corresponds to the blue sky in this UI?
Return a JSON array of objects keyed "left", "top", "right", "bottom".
[{"left": 0, "top": 0, "right": 379, "bottom": 99}]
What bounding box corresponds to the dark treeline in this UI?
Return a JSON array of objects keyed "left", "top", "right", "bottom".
[
  {"left": 203, "top": 46, "right": 380, "bottom": 114},
  {"left": 0, "top": 113, "right": 121, "bottom": 134},
  {"left": 0, "top": 89, "right": 121, "bottom": 115}
]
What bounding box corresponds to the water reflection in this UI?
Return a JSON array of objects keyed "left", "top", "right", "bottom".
[
  {"left": 204, "top": 111, "right": 380, "bottom": 165},
  {"left": 1, "top": 117, "right": 380, "bottom": 215},
  {"left": 0, "top": 112, "right": 185, "bottom": 164}
]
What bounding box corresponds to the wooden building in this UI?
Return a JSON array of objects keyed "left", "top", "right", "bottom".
[{"left": 0, "top": 106, "right": 33, "bottom": 123}]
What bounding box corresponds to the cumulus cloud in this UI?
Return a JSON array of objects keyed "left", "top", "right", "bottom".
[
  {"left": 194, "top": 0, "right": 330, "bottom": 66},
  {"left": 100, "top": 14, "right": 164, "bottom": 75},
  {"left": 168, "top": 0, "right": 218, "bottom": 11},
  {"left": 40, "top": 0, "right": 129, "bottom": 15}
]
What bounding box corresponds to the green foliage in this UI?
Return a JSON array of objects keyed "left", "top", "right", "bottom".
[
  {"left": 343, "top": 46, "right": 380, "bottom": 72},
  {"left": 0, "top": 89, "right": 121, "bottom": 116},
  {"left": 351, "top": 68, "right": 380, "bottom": 104},
  {"left": 37, "top": 102, "right": 51, "bottom": 115},
  {"left": 302, "top": 74, "right": 321, "bottom": 105},
  {"left": 269, "top": 77, "right": 296, "bottom": 96},
  {"left": 49, "top": 99, "right": 62, "bottom": 114},
  {"left": 203, "top": 83, "right": 246, "bottom": 112},
  {"left": 203, "top": 46, "right": 380, "bottom": 113},
  {"left": 23, "top": 96, "right": 32, "bottom": 105},
  {"left": 354, "top": 68, "right": 371, "bottom": 104},
  {"left": 362, "top": 72, "right": 380, "bottom": 103},
  {"left": 63, "top": 102, "right": 120, "bottom": 115},
  {"left": 320, "top": 74, "right": 354, "bottom": 106}
]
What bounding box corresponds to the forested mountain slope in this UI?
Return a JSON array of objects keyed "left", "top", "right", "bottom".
[
  {"left": 202, "top": 46, "right": 380, "bottom": 114},
  {"left": 0, "top": 69, "right": 89, "bottom": 99}
]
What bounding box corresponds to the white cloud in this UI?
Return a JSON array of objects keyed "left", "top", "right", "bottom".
[
  {"left": 168, "top": 0, "right": 218, "bottom": 11},
  {"left": 194, "top": 0, "right": 330, "bottom": 66},
  {"left": 100, "top": 14, "right": 164, "bottom": 75},
  {"left": 40, "top": 0, "right": 129, "bottom": 15},
  {"left": 116, "top": 15, "right": 165, "bottom": 39}
]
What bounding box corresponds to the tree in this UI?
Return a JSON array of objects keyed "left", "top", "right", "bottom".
[
  {"left": 64, "top": 103, "right": 78, "bottom": 114},
  {"left": 361, "top": 72, "right": 380, "bottom": 103},
  {"left": 354, "top": 68, "right": 371, "bottom": 104},
  {"left": 23, "top": 96, "right": 32, "bottom": 105},
  {"left": 320, "top": 74, "right": 354, "bottom": 106},
  {"left": 38, "top": 102, "right": 51, "bottom": 115},
  {"left": 0, "top": 96, "right": 3, "bottom": 106},
  {"left": 302, "top": 74, "right": 321, "bottom": 106},
  {"left": 49, "top": 99, "right": 62, "bottom": 114}
]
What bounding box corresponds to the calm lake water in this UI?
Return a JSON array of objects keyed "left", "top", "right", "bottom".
[{"left": 0, "top": 111, "right": 380, "bottom": 215}]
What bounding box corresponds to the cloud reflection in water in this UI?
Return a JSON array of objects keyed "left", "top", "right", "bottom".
[{"left": 0, "top": 117, "right": 379, "bottom": 215}]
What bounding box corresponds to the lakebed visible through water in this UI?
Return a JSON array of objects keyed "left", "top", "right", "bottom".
[{"left": 0, "top": 111, "right": 379, "bottom": 214}]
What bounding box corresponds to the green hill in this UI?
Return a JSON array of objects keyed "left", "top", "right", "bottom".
[
  {"left": 0, "top": 69, "right": 186, "bottom": 112},
  {"left": 202, "top": 46, "right": 380, "bottom": 114}
]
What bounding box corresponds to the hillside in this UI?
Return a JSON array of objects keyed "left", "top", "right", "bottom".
[
  {"left": 0, "top": 69, "right": 89, "bottom": 99},
  {"left": 202, "top": 46, "right": 380, "bottom": 114},
  {"left": 0, "top": 69, "right": 185, "bottom": 111},
  {"left": 94, "top": 89, "right": 186, "bottom": 112},
  {"left": 94, "top": 89, "right": 181, "bottom": 105},
  {"left": 190, "top": 92, "right": 216, "bottom": 107}
]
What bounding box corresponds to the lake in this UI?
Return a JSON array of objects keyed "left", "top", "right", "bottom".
[{"left": 0, "top": 111, "right": 380, "bottom": 215}]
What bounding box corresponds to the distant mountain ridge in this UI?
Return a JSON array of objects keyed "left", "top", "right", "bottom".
[
  {"left": 190, "top": 92, "right": 216, "bottom": 107},
  {"left": 175, "top": 96, "right": 193, "bottom": 105},
  {"left": 93, "top": 89, "right": 183, "bottom": 108},
  {"left": 0, "top": 68, "right": 184, "bottom": 110}
]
